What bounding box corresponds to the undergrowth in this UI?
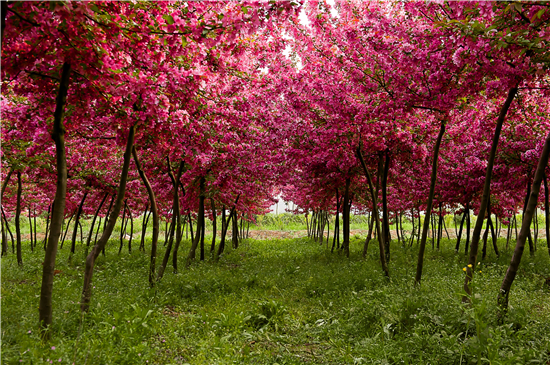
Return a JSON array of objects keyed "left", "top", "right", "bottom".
[{"left": 2, "top": 237, "right": 549, "bottom": 364}]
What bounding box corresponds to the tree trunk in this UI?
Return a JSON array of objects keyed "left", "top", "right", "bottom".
[
  {"left": 455, "top": 209, "right": 467, "bottom": 252},
  {"left": 498, "top": 131, "right": 550, "bottom": 314},
  {"left": 365, "top": 209, "right": 374, "bottom": 255},
  {"left": 381, "top": 150, "right": 391, "bottom": 262},
  {"left": 342, "top": 178, "right": 351, "bottom": 258},
  {"left": 140, "top": 203, "right": 149, "bottom": 251},
  {"left": 463, "top": 86, "right": 518, "bottom": 302},
  {"left": 158, "top": 159, "right": 184, "bottom": 279},
  {"left": 28, "top": 207, "right": 34, "bottom": 252},
  {"left": 543, "top": 172, "right": 549, "bottom": 257},
  {"left": 437, "top": 203, "right": 443, "bottom": 250},
  {"left": 126, "top": 201, "right": 133, "bottom": 253},
  {"left": 60, "top": 209, "right": 76, "bottom": 249},
  {"left": 218, "top": 207, "right": 227, "bottom": 258},
  {"left": 171, "top": 164, "right": 186, "bottom": 273},
  {"left": 232, "top": 211, "right": 239, "bottom": 249},
  {"left": 86, "top": 193, "right": 108, "bottom": 255},
  {"left": 118, "top": 200, "right": 128, "bottom": 254},
  {"left": 333, "top": 192, "right": 340, "bottom": 253},
  {"left": 81, "top": 124, "right": 136, "bottom": 312},
  {"left": 2, "top": 206, "right": 14, "bottom": 253},
  {"left": 210, "top": 199, "right": 217, "bottom": 253},
  {"left": 415, "top": 119, "right": 446, "bottom": 285},
  {"left": 465, "top": 202, "right": 471, "bottom": 255},
  {"left": 132, "top": 146, "right": 159, "bottom": 287},
  {"left": 188, "top": 177, "right": 206, "bottom": 264},
  {"left": 39, "top": 62, "right": 71, "bottom": 337},
  {"left": 522, "top": 178, "right": 535, "bottom": 255},
  {"left": 357, "top": 146, "right": 389, "bottom": 277},
  {"left": 488, "top": 203, "right": 499, "bottom": 257},
  {"left": 70, "top": 191, "right": 88, "bottom": 254},
  {"left": 15, "top": 171, "right": 22, "bottom": 265}
]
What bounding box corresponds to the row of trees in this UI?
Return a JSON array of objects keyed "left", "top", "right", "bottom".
[{"left": 1, "top": 0, "right": 549, "bottom": 338}]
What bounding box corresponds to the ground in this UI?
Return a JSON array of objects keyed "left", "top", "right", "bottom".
[{"left": 2, "top": 236, "right": 550, "bottom": 364}]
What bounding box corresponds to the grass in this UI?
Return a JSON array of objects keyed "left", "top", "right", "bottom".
[{"left": 2, "top": 235, "right": 550, "bottom": 364}]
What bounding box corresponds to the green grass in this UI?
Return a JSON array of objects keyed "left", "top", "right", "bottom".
[{"left": 2, "top": 236, "right": 550, "bottom": 364}]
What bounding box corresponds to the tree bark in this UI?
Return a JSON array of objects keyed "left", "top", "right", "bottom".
[
  {"left": 28, "top": 207, "right": 34, "bottom": 252},
  {"left": 232, "top": 211, "right": 239, "bottom": 249},
  {"left": 81, "top": 124, "right": 136, "bottom": 311},
  {"left": 498, "top": 131, "right": 550, "bottom": 313},
  {"left": 188, "top": 177, "right": 206, "bottom": 264},
  {"left": 132, "top": 146, "right": 159, "bottom": 287},
  {"left": 39, "top": 62, "right": 71, "bottom": 337},
  {"left": 381, "top": 150, "right": 391, "bottom": 262},
  {"left": 333, "top": 192, "right": 340, "bottom": 253},
  {"left": 118, "top": 200, "right": 127, "bottom": 254},
  {"left": 463, "top": 86, "right": 518, "bottom": 302},
  {"left": 159, "top": 159, "right": 184, "bottom": 278},
  {"left": 465, "top": 202, "right": 471, "bottom": 255},
  {"left": 543, "top": 172, "right": 549, "bottom": 257},
  {"left": 455, "top": 209, "right": 467, "bottom": 252},
  {"left": 86, "top": 193, "right": 108, "bottom": 252},
  {"left": 210, "top": 199, "right": 217, "bottom": 253},
  {"left": 342, "top": 178, "right": 351, "bottom": 258},
  {"left": 415, "top": 119, "right": 446, "bottom": 285},
  {"left": 15, "top": 171, "right": 22, "bottom": 265},
  {"left": 357, "top": 146, "right": 389, "bottom": 277},
  {"left": 70, "top": 191, "right": 88, "bottom": 254}
]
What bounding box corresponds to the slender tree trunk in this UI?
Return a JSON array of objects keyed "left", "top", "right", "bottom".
[
  {"left": 488, "top": 203, "right": 499, "bottom": 257},
  {"left": 333, "top": 192, "right": 340, "bottom": 253},
  {"left": 70, "top": 191, "right": 88, "bottom": 254},
  {"left": 357, "top": 146, "right": 389, "bottom": 277},
  {"left": 522, "top": 178, "right": 535, "bottom": 255},
  {"left": 28, "top": 207, "right": 34, "bottom": 252},
  {"left": 498, "top": 131, "right": 550, "bottom": 313},
  {"left": 365, "top": 209, "right": 375, "bottom": 254},
  {"left": 210, "top": 199, "right": 217, "bottom": 253},
  {"left": 409, "top": 209, "right": 415, "bottom": 246},
  {"left": 86, "top": 193, "right": 108, "bottom": 255},
  {"left": 60, "top": 209, "right": 76, "bottom": 249},
  {"left": 188, "top": 212, "right": 194, "bottom": 243},
  {"left": 15, "top": 171, "right": 22, "bottom": 265},
  {"left": 140, "top": 203, "right": 149, "bottom": 251},
  {"left": 81, "top": 124, "right": 136, "bottom": 312},
  {"left": 118, "top": 201, "right": 128, "bottom": 254},
  {"left": 232, "top": 211, "right": 239, "bottom": 249},
  {"left": 1, "top": 168, "right": 13, "bottom": 254},
  {"left": 2, "top": 206, "right": 14, "bottom": 252},
  {"left": 415, "top": 119, "right": 446, "bottom": 284},
  {"left": 218, "top": 207, "right": 227, "bottom": 258},
  {"left": 94, "top": 217, "right": 102, "bottom": 246},
  {"left": 126, "top": 201, "right": 133, "bottom": 253},
  {"left": 158, "top": 159, "right": 183, "bottom": 279},
  {"left": 39, "top": 62, "right": 71, "bottom": 337},
  {"left": 102, "top": 194, "right": 115, "bottom": 256},
  {"left": 132, "top": 146, "right": 159, "bottom": 286},
  {"left": 465, "top": 202, "right": 471, "bottom": 255},
  {"left": 1, "top": 212, "right": 7, "bottom": 256},
  {"left": 455, "top": 209, "right": 467, "bottom": 252},
  {"left": 381, "top": 150, "right": 391, "bottom": 261},
  {"left": 171, "top": 163, "right": 186, "bottom": 273},
  {"left": 42, "top": 203, "right": 52, "bottom": 251},
  {"left": 437, "top": 203, "right": 443, "bottom": 250},
  {"left": 342, "top": 178, "right": 351, "bottom": 258},
  {"left": 188, "top": 177, "right": 206, "bottom": 264},
  {"left": 482, "top": 218, "right": 489, "bottom": 260},
  {"left": 463, "top": 86, "right": 518, "bottom": 302},
  {"left": 543, "top": 172, "right": 549, "bottom": 257}
]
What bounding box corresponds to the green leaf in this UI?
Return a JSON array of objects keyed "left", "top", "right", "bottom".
[
  {"left": 242, "top": 5, "right": 249, "bottom": 14},
  {"left": 163, "top": 14, "right": 175, "bottom": 25},
  {"left": 181, "top": 36, "right": 188, "bottom": 48}
]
